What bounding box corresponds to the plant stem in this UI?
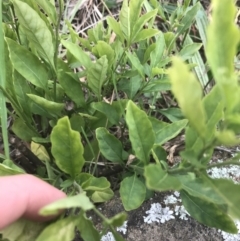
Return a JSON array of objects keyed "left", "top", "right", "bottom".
[
  {"left": 0, "top": 1, "right": 10, "bottom": 159},
  {"left": 53, "top": 0, "right": 63, "bottom": 101}
]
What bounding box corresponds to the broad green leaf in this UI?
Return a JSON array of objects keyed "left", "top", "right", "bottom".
[
  {"left": 40, "top": 193, "right": 94, "bottom": 216},
  {"left": 36, "top": 217, "right": 76, "bottom": 241},
  {"left": 201, "top": 176, "right": 240, "bottom": 220},
  {"left": 31, "top": 142, "right": 50, "bottom": 162},
  {"left": 0, "top": 163, "right": 24, "bottom": 176},
  {"left": 132, "top": 9, "right": 158, "bottom": 43},
  {"left": 179, "top": 43, "right": 202, "bottom": 60},
  {"left": 216, "top": 130, "right": 240, "bottom": 146},
  {"left": 111, "top": 230, "right": 125, "bottom": 241},
  {"left": 155, "top": 119, "right": 188, "bottom": 145},
  {"left": 119, "top": 0, "right": 130, "bottom": 42},
  {"left": 12, "top": 0, "right": 54, "bottom": 67},
  {"left": 87, "top": 55, "right": 108, "bottom": 99},
  {"left": 50, "top": 116, "right": 85, "bottom": 178},
  {"left": 118, "top": 76, "right": 142, "bottom": 99},
  {"left": 142, "top": 79, "right": 171, "bottom": 93},
  {"left": 61, "top": 40, "right": 92, "bottom": 68},
  {"left": 91, "top": 102, "right": 119, "bottom": 124},
  {"left": 168, "top": 57, "right": 206, "bottom": 136},
  {"left": 105, "top": 213, "right": 127, "bottom": 227},
  {"left": 129, "top": 0, "right": 144, "bottom": 35},
  {"left": 92, "top": 41, "right": 115, "bottom": 68},
  {"left": 35, "top": 0, "right": 57, "bottom": 25},
  {"left": 144, "top": 164, "right": 181, "bottom": 191},
  {"left": 58, "top": 72, "right": 85, "bottom": 107},
  {"left": 126, "top": 52, "right": 145, "bottom": 78},
  {"left": 96, "top": 127, "right": 124, "bottom": 163},
  {"left": 202, "top": 85, "right": 224, "bottom": 142},
  {"left": 179, "top": 175, "right": 226, "bottom": 205},
  {"left": 126, "top": 101, "right": 155, "bottom": 164},
  {"left": 181, "top": 191, "right": 238, "bottom": 233},
  {"left": 70, "top": 114, "right": 85, "bottom": 133},
  {"left": 120, "top": 174, "right": 146, "bottom": 211},
  {"left": 6, "top": 38, "right": 48, "bottom": 89},
  {"left": 106, "top": 16, "right": 124, "bottom": 42},
  {"left": 177, "top": 3, "right": 200, "bottom": 36},
  {"left": 27, "top": 94, "right": 64, "bottom": 118},
  {"left": 148, "top": 117, "right": 168, "bottom": 138},
  {"left": 12, "top": 118, "right": 38, "bottom": 141},
  {"left": 158, "top": 108, "right": 184, "bottom": 122},
  {"left": 91, "top": 188, "right": 114, "bottom": 203},
  {"left": 13, "top": 70, "right": 32, "bottom": 116},
  {"left": 150, "top": 32, "right": 165, "bottom": 68},
  {"left": 0, "top": 218, "right": 46, "bottom": 241},
  {"left": 133, "top": 29, "right": 159, "bottom": 43},
  {"left": 184, "top": 126, "right": 204, "bottom": 158},
  {"left": 83, "top": 176, "right": 110, "bottom": 191},
  {"left": 76, "top": 211, "right": 100, "bottom": 241},
  {"left": 4, "top": 39, "right": 16, "bottom": 103},
  {"left": 206, "top": 0, "right": 240, "bottom": 81}
]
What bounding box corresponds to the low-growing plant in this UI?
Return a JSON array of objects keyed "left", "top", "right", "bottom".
[{"left": 0, "top": 0, "right": 240, "bottom": 240}]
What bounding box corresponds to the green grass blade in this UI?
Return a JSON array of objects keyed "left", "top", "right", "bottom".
[{"left": 0, "top": 1, "right": 10, "bottom": 159}]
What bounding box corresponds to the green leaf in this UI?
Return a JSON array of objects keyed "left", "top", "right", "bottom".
[
  {"left": 177, "top": 3, "right": 200, "bottom": 36},
  {"left": 50, "top": 116, "right": 85, "bottom": 178},
  {"left": 13, "top": 70, "right": 32, "bottom": 116},
  {"left": 119, "top": 0, "right": 130, "bottom": 42},
  {"left": 92, "top": 41, "right": 115, "bottom": 68},
  {"left": 126, "top": 52, "right": 145, "bottom": 78},
  {"left": 87, "top": 55, "right": 108, "bottom": 99},
  {"left": 118, "top": 75, "right": 142, "bottom": 99},
  {"left": 120, "top": 174, "right": 146, "bottom": 211},
  {"left": 200, "top": 175, "right": 240, "bottom": 220},
  {"left": 27, "top": 94, "right": 64, "bottom": 118},
  {"left": 216, "top": 130, "right": 240, "bottom": 146},
  {"left": 105, "top": 213, "right": 127, "bottom": 227},
  {"left": 158, "top": 108, "right": 184, "bottom": 122},
  {"left": 107, "top": 16, "right": 124, "bottom": 42},
  {"left": 61, "top": 40, "right": 92, "bottom": 68},
  {"left": 58, "top": 72, "right": 85, "bottom": 107},
  {"left": 181, "top": 191, "right": 238, "bottom": 233},
  {"left": 12, "top": 118, "right": 38, "bottom": 141},
  {"left": 132, "top": 9, "right": 158, "bottom": 43},
  {"left": 179, "top": 43, "right": 202, "bottom": 60},
  {"left": 6, "top": 38, "right": 48, "bottom": 89},
  {"left": 91, "top": 102, "right": 119, "bottom": 125},
  {"left": 40, "top": 193, "right": 94, "bottom": 216},
  {"left": 0, "top": 163, "right": 24, "bottom": 176},
  {"left": 126, "top": 100, "right": 155, "bottom": 164},
  {"left": 155, "top": 119, "right": 188, "bottom": 145},
  {"left": 144, "top": 164, "right": 181, "bottom": 191},
  {"left": 168, "top": 57, "right": 206, "bottom": 136},
  {"left": 133, "top": 29, "right": 159, "bottom": 43},
  {"left": 202, "top": 85, "right": 224, "bottom": 142},
  {"left": 36, "top": 217, "right": 76, "bottom": 241},
  {"left": 142, "top": 79, "right": 171, "bottom": 93},
  {"left": 0, "top": 218, "right": 46, "bottom": 241},
  {"left": 35, "top": 0, "right": 57, "bottom": 25},
  {"left": 129, "top": 0, "right": 144, "bottom": 36},
  {"left": 76, "top": 211, "right": 100, "bottom": 241},
  {"left": 206, "top": 0, "right": 240, "bottom": 81},
  {"left": 96, "top": 127, "right": 124, "bottom": 163},
  {"left": 12, "top": 0, "right": 54, "bottom": 67},
  {"left": 150, "top": 32, "right": 165, "bottom": 68},
  {"left": 91, "top": 188, "right": 114, "bottom": 203},
  {"left": 83, "top": 176, "right": 110, "bottom": 191}
]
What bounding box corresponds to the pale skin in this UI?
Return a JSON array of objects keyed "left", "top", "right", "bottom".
[{"left": 0, "top": 174, "right": 66, "bottom": 230}]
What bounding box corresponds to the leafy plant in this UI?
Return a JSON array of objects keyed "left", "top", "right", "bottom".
[{"left": 1, "top": 0, "right": 239, "bottom": 240}]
